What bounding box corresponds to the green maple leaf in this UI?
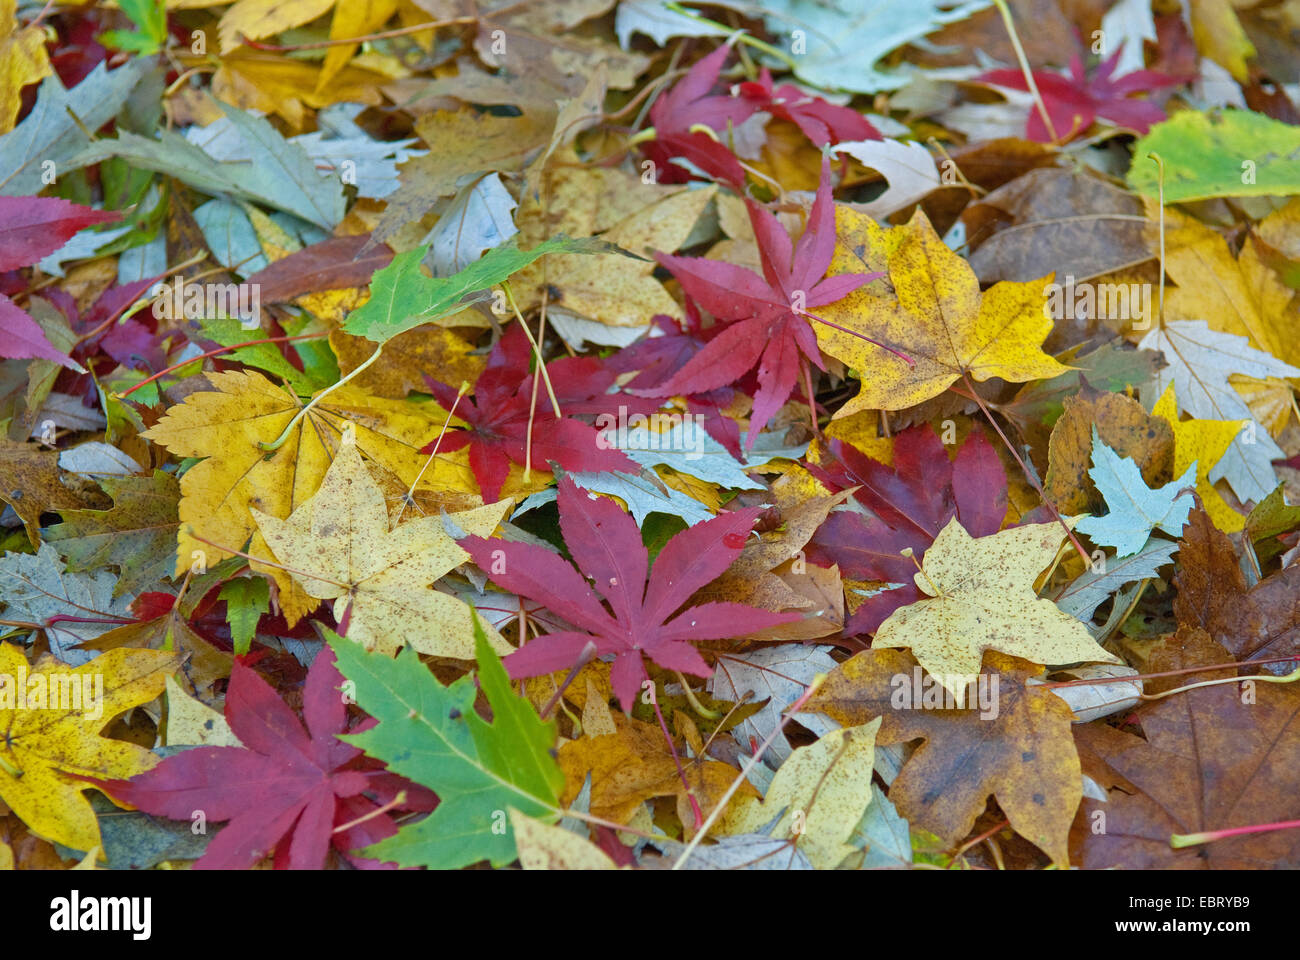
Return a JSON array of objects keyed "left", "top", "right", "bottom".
[{"left": 328, "top": 615, "right": 564, "bottom": 869}]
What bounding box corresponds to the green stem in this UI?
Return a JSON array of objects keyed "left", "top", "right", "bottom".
[
  {"left": 664, "top": 2, "right": 800, "bottom": 71},
  {"left": 259, "top": 340, "right": 387, "bottom": 451},
  {"left": 990, "top": 0, "right": 1058, "bottom": 142}
]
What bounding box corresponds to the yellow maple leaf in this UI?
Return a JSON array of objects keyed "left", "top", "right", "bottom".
[
  {"left": 318, "top": 0, "right": 398, "bottom": 92},
  {"left": 817, "top": 209, "right": 1070, "bottom": 418},
  {"left": 1151, "top": 383, "right": 1245, "bottom": 533},
  {"left": 0, "top": 0, "right": 51, "bottom": 133},
  {"left": 873, "top": 517, "right": 1121, "bottom": 694},
  {"left": 252, "top": 427, "right": 513, "bottom": 659},
  {"left": 1148, "top": 200, "right": 1298, "bottom": 370},
  {"left": 143, "top": 370, "right": 477, "bottom": 624},
  {"left": 218, "top": 0, "right": 335, "bottom": 53},
  {"left": 0, "top": 644, "right": 179, "bottom": 854}
]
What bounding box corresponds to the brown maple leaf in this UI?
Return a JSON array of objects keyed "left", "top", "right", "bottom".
[{"left": 1072, "top": 626, "right": 1300, "bottom": 869}]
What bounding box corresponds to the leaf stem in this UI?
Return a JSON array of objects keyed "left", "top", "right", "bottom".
[
  {"left": 672, "top": 672, "right": 825, "bottom": 868},
  {"left": 663, "top": 3, "right": 800, "bottom": 70},
  {"left": 114, "top": 333, "right": 327, "bottom": 399},
  {"left": 259, "top": 341, "right": 387, "bottom": 451},
  {"left": 990, "top": 0, "right": 1058, "bottom": 142},
  {"left": 396, "top": 381, "right": 468, "bottom": 524},
  {"left": 240, "top": 17, "right": 477, "bottom": 52},
  {"left": 1171, "top": 819, "right": 1300, "bottom": 849}
]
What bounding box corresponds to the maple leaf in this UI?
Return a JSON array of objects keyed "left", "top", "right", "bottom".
[
  {"left": 1074, "top": 428, "right": 1197, "bottom": 557},
  {"left": 252, "top": 427, "right": 513, "bottom": 659},
  {"left": 92, "top": 649, "right": 432, "bottom": 869},
  {"left": 806, "top": 425, "right": 1008, "bottom": 634},
  {"left": 1150, "top": 382, "right": 1244, "bottom": 532},
  {"left": 1074, "top": 627, "right": 1300, "bottom": 868},
  {"left": 460, "top": 475, "right": 800, "bottom": 710},
  {"left": 808, "top": 647, "right": 1083, "bottom": 866},
  {"left": 639, "top": 44, "right": 753, "bottom": 186},
  {"left": 816, "top": 209, "right": 1070, "bottom": 418},
  {"left": 0, "top": 643, "right": 179, "bottom": 854},
  {"left": 608, "top": 307, "right": 743, "bottom": 458},
  {"left": 423, "top": 324, "right": 642, "bottom": 502},
  {"left": 651, "top": 159, "right": 880, "bottom": 450},
  {"left": 1139, "top": 321, "right": 1297, "bottom": 507},
  {"left": 872, "top": 516, "right": 1122, "bottom": 693},
  {"left": 327, "top": 621, "right": 566, "bottom": 869},
  {"left": 44, "top": 470, "right": 180, "bottom": 597},
  {"left": 737, "top": 68, "right": 881, "bottom": 146},
  {"left": 0, "top": 196, "right": 120, "bottom": 370},
  {"left": 978, "top": 47, "right": 1185, "bottom": 142},
  {"left": 1173, "top": 509, "right": 1300, "bottom": 663},
  {"left": 143, "top": 369, "right": 477, "bottom": 623}
]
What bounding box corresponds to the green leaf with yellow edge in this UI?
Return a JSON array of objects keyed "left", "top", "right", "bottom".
[
  {"left": 0, "top": 644, "right": 180, "bottom": 854},
  {"left": 873, "top": 517, "right": 1121, "bottom": 694},
  {"left": 1129, "top": 109, "right": 1300, "bottom": 203},
  {"left": 817, "top": 209, "right": 1070, "bottom": 417},
  {"left": 252, "top": 426, "right": 513, "bottom": 659},
  {"left": 329, "top": 617, "right": 565, "bottom": 869},
  {"left": 721, "top": 718, "right": 881, "bottom": 870}
]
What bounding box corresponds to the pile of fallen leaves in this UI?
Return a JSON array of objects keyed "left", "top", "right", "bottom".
[{"left": 1, "top": 0, "right": 1299, "bottom": 873}]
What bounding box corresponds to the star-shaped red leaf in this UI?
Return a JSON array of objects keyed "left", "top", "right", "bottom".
[{"left": 460, "top": 475, "right": 800, "bottom": 710}]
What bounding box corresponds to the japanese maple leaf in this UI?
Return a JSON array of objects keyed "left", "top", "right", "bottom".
[
  {"left": 606, "top": 305, "right": 743, "bottom": 459},
  {"left": 978, "top": 46, "right": 1185, "bottom": 142},
  {"left": 649, "top": 159, "right": 882, "bottom": 450},
  {"left": 737, "top": 68, "right": 881, "bottom": 146},
  {"left": 91, "top": 650, "right": 433, "bottom": 870},
  {"left": 641, "top": 43, "right": 755, "bottom": 186},
  {"left": 805, "top": 425, "right": 1008, "bottom": 635},
  {"left": 0, "top": 196, "right": 120, "bottom": 369},
  {"left": 424, "top": 324, "right": 642, "bottom": 501},
  {"left": 460, "top": 475, "right": 799, "bottom": 710}
]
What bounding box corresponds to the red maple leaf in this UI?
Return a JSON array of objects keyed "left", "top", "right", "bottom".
[
  {"left": 423, "top": 325, "right": 647, "bottom": 502},
  {"left": 640, "top": 44, "right": 754, "bottom": 186},
  {"left": 460, "top": 475, "right": 799, "bottom": 710},
  {"left": 805, "top": 425, "right": 1008, "bottom": 635},
  {"left": 648, "top": 159, "right": 886, "bottom": 450},
  {"left": 0, "top": 196, "right": 121, "bottom": 369},
  {"left": 737, "top": 68, "right": 881, "bottom": 146},
  {"left": 606, "top": 305, "right": 744, "bottom": 459},
  {"left": 978, "top": 47, "right": 1186, "bottom": 142},
  {"left": 89, "top": 650, "right": 433, "bottom": 869}
]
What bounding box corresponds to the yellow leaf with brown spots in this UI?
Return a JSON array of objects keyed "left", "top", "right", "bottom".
[
  {"left": 252, "top": 427, "right": 512, "bottom": 659},
  {"left": 143, "top": 370, "right": 477, "bottom": 623},
  {"left": 873, "top": 516, "right": 1121, "bottom": 692},
  {"left": 0, "top": 643, "right": 179, "bottom": 855},
  {"left": 1043, "top": 381, "right": 1173, "bottom": 514},
  {"left": 558, "top": 711, "right": 756, "bottom": 827}
]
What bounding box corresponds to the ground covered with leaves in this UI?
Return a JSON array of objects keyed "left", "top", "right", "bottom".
[{"left": 1, "top": 0, "right": 1299, "bottom": 873}]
